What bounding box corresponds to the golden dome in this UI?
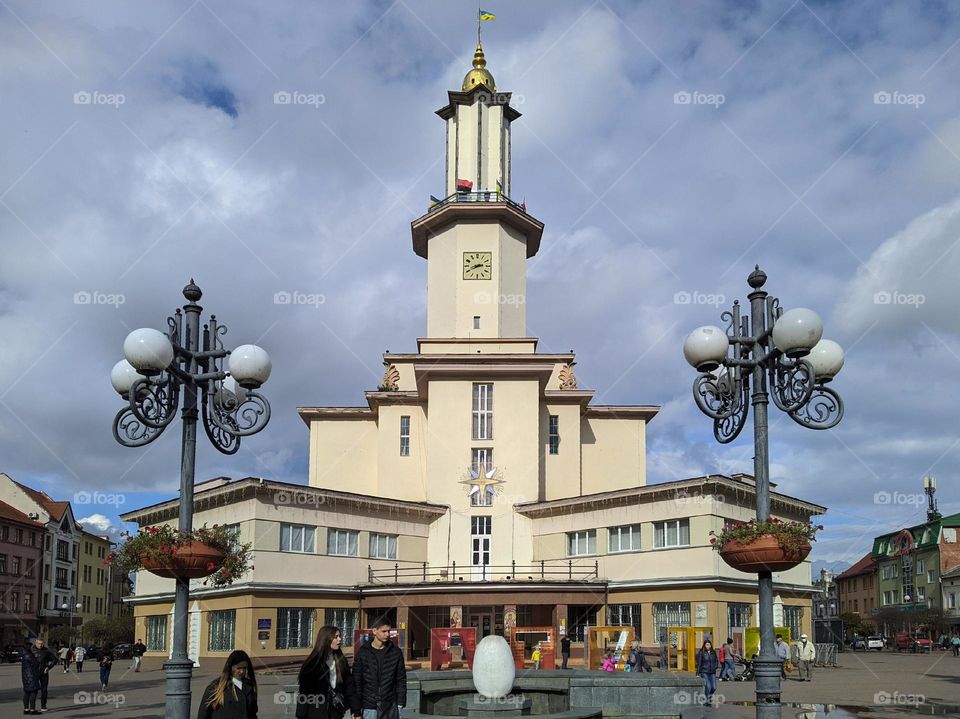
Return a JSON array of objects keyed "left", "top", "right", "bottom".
[{"left": 461, "top": 42, "right": 495, "bottom": 92}]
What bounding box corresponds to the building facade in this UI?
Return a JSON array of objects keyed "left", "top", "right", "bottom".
[
  {"left": 872, "top": 512, "right": 960, "bottom": 613},
  {"left": 835, "top": 552, "right": 878, "bottom": 629},
  {"left": 0, "top": 500, "right": 44, "bottom": 644},
  {"left": 121, "top": 44, "right": 824, "bottom": 666}
]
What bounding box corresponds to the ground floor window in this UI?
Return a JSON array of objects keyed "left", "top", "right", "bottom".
[
  {"left": 727, "top": 602, "right": 751, "bottom": 632},
  {"left": 427, "top": 606, "right": 451, "bottom": 628},
  {"left": 567, "top": 605, "right": 599, "bottom": 642},
  {"left": 516, "top": 605, "right": 533, "bottom": 628},
  {"left": 365, "top": 607, "right": 397, "bottom": 628},
  {"left": 325, "top": 608, "right": 357, "bottom": 646},
  {"left": 146, "top": 615, "right": 167, "bottom": 652},
  {"left": 277, "top": 608, "right": 314, "bottom": 649},
  {"left": 208, "top": 610, "right": 236, "bottom": 652},
  {"left": 783, "top": 606, "right": 802, "bottom": 641},
  {"left": 608, "top": 603, "right": 641, "bottom": 639},
  {"left": 653, "top": 602, "right": 691, "bottom": 644}
]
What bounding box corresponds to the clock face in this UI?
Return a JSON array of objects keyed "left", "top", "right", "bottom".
[{"left": 463, "top": 251, "right": 492, "bottom": 280}]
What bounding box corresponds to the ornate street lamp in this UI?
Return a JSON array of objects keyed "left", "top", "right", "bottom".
[
  {"left": 683, "top": 266, "right": 844, "bottom": 719},
  {"left": 111, "top": 280, "right": 271, "bottom": 719}
]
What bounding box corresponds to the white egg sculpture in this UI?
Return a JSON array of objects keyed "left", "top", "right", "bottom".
[{"left": 472, "top": 635, "right": 515, "bottom": 699}]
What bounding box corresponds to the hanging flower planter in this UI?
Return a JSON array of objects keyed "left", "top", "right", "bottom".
[
  {"left": 718, "top": 534, "right": 811, "bottom": 572},
  {"left": 106, "top": 524, "right": 253, "bottom": 587},
  {"left": 140, "top": 540, "right": 226, "bottom": 579},
  {"left": 711, "top": 519, "right": 822, "bottom": 574}
]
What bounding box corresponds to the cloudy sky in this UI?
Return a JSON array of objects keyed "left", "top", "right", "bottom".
[{"left": 2, "top": 0, "right": 959, "bottom": 570}]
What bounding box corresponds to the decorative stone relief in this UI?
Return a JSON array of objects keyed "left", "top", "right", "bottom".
[{"left": 559, "top": 362, "right": 578, "bottom": 389}]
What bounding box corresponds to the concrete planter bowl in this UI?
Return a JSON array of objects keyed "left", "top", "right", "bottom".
[
  {"left": 139, "top": 540, "right": 226, "bottom": 579},
  {"left": 719, "top": 534, "right": 810, "bottom": 573}
]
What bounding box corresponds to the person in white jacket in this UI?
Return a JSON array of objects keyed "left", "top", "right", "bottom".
[
  {"left": 796, "top": 634, "right": 816, "bottom": 681},
  {"left": 74, "top": 646, "right": 86, "bottom": 673}
]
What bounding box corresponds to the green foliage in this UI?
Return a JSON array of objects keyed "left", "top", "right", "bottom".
[
  {"left": 80, "top": 616, "right": 134, "bottom": 645},
  {"left": 106, "top": 523, "right": 252, "bottom": 588},
  {"left": 709, "top": 518, "right": 824, "bottom": 553}
]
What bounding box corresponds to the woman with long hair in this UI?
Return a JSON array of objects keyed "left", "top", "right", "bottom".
[
  {"left": 197, "top": 650, "right": 258, "bottom": 719},
  {"left": 695, "top": 639, "right": 719, "bottom": 707},
  {"left": 296, "top": 625, "right": 357, "bottom": 719}
]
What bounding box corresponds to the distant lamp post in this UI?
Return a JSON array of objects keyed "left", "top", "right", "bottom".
[
  {"left": 111, "top": 280, "right": 272, "bottom": 719},
  {"left": 61, "top": 602, "right": 81, "bottom": 646},
  {"left": 684, "top": 266, "right": 844, "bottom": 719}
]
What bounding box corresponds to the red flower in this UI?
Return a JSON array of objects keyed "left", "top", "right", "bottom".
[
  {"left": 709, "top": 537, "right": 717, "bottom": 544},
  {"left": 206, "top": 562, "right": 216, "bottom": 570}
]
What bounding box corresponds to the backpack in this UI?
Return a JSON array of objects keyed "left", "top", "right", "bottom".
[{"left": 718, "top": 646, "right": 725, "bottom": 662}]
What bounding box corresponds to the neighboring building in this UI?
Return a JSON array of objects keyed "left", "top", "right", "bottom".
[
  {"left": 812, "top": 568, "right": 839, "bottom": 620},
  {"left": 77, "top": 531, "right": 113, "bottom": 637},
  {"left": 121, "top": 43, "right": 825, "bottom": 666},
  {"left": 943, "top": 564, "right": 960, "bottom": 633},
  {"left": 0, "top": 473, "right": 83, "bottom": 634},
  {"left": 872, "top": 512, "right": 960, "bottom": 613},
  {"left": 0, "top": 500, "right": 44, "bottom": 644},
  {"left": 109, "top": 560, "right": 133, "bottom": 620},
  {"left": 835, "top": 552, "right": 878, "bottom": 630}
]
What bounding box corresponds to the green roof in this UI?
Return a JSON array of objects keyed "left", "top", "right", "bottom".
[{"left": 871, "top": 512, "right": 960, "bottom": 560}]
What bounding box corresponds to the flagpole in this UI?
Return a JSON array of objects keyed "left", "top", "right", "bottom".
[{"left": 477, "top": 3, "right": 481, "bottom": 45}]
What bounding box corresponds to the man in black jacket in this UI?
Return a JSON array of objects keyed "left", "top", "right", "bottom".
[
  {"left": 33, "top": 638, "right": 58, "bottom": 713},
  {"left": 352, "top": 617, "right": 406, "bottom": 719}
]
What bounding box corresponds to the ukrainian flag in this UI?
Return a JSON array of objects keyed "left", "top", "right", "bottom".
[
  {"left": 479, "top": 9, "right": 496, "bottom": 21},
  {"left": 496, "top": 179, "right": 503, "bottom": 196},
  {"left": 429, "top": 195, "right": 441, "bottom": 207}
]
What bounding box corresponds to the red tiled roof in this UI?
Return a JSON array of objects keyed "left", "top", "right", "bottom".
[
  {"left": 0, "top": 499, "right": 46, "bottom": 527},
  {"left": 835, "top": 552, "right": 877, "bottom": 580},
  {"left": 14, "top": 481, "right": 69, "bottom": 521}
]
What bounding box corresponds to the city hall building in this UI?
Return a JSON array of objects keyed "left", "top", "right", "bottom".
[{"left": 123, "top": 44, "right": 824, "bottom": 666}]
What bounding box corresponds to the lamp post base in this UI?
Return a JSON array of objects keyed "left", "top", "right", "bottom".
[
  {"left": 163, "top": 657, "right": 195, "bottom": 719},
  {"left": 753, "top": 653, "right": 782, "bottom": 719}
]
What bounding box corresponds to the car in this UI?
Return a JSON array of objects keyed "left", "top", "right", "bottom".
[
  {"left": 866, "top": 636, "right": 884, "bottom": 651},
  {"left": 850, "top": 636, "right": 867, "bottom": 650},
  {"left": 1, "top": 645, "right": 22, "bottom": 663},
  {"left": 894, "top": 632, "right": 932, "bottom": 652},
  {"left": 112, "top": 643, "right": 133, "bottom": 659}
]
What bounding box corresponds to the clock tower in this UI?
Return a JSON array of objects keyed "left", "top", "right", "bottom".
[{"left": 411, "top": 43, "right": 544, "bottom": 342}]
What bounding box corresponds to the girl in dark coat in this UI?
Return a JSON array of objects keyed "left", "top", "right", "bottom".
[
  {"left": 695, "top": 639, "right": 720, "bottom": 707},
  {"left": 197, "top": 650, "right": 258, "bottom": 719},
  {"left": 19, "top": 639, "right": 41, "bottom": 714},
  {"left": 296, "top": 625, "right": 357, "bottom": 719}
]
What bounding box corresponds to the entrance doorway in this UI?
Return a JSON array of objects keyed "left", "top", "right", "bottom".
[{"left": 468, "top": 607, "right": 494, "bottom": 638}]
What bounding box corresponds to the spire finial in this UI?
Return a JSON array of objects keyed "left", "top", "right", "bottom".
[{"left": 462, "top": 42, "right": 496, "bottom": 92}]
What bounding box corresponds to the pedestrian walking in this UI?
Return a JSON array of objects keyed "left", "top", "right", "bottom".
[
  {"left": 58, "top": 645, "right": 70, "bottom": 673},
  {"left": 719, "top": 637, "right": 737, "bottom": 681},
  {"left": 352, "top": 615, "right": 407, "bottom": 719},
  {"left": 775, "top": 635, "right": 790, "bottom": 679},
  {"left": 951, "top": 634, "right": 960, "bottom": 657},
  {"left": 532, "top": 643, "right": 542, "bottom": 670},
  {"left": 197, "top": 650, "right": 258, "bottom": 719},
  {"left": 99, "top": 644, "right": 114, "bottom": 691},
  {"left": 796, "top": 634, "right": 816, "bottom": 681},
  {"left": 295, "top": 625, "right": 357, "bottom": 719},
  {"left": 695, "top": 639, "right": 719, "bottom": 707},
  {"left": 74, "top": 645, "right": 86, "bottom": 673},
  {"left": 33, "top": 638, "right": 57, "bottom": 712},
  {"left": 132, "top": 638, "right": 147, "bottom": 672},
  {"left": 560, "top": 634, "right": 571, "bottom": 670},
  {"left": 18, "top": 638, "right": 41, "bottom": 715}
]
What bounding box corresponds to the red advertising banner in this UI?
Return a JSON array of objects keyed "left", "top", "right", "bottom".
[{"left": 430, "top": 627, "right": 477, "bottom": 671}]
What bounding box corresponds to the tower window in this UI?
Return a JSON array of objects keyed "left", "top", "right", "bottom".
[
  {"left": 399, "top": 415, "right": 410, "bottom": 456},
  {"left": 473, "top": 316, "right": 481, "bottom": 329},
  {"left": 472, "top": 383, "right": 493, "bottom": 440},
  {"left": 548, "top": 415, "right": 559, "bottom": 455}
]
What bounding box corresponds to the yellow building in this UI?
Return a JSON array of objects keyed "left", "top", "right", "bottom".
[{"left": 122, "top": 44, "right": 823, "bottom": 667}]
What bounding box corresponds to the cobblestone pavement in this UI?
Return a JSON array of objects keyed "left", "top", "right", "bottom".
[{"left": 0, "top": 649, "right": 957, "bottom": 718}]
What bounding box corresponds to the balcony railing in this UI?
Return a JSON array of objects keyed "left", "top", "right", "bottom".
[
  {"left": 428, "top": 191, "right": 527, "bottom": 214},
  {"left": 366, "top": 559, "right": 600, "bottom": 585}
]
